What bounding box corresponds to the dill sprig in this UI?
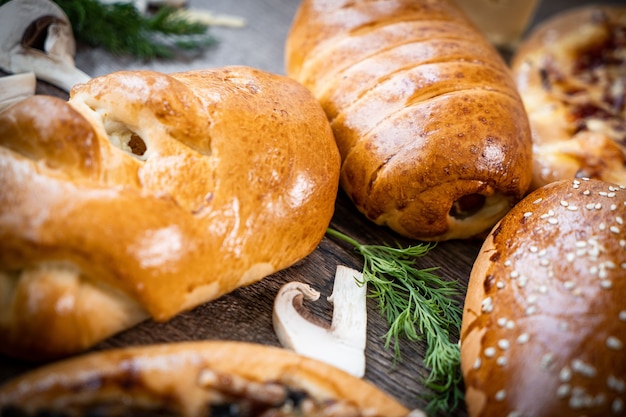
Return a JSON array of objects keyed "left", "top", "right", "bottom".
[
  {"left": 52, "top": 0, "right": 215, "bottom": 59},
  {"left": 326, "top": 227, "right": 464, "bottom": 416}
]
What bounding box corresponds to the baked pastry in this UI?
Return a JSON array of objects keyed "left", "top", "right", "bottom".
[
  {"left": 0, "top": 341, "right": 411, "bottom": 417},
  {"left": 0, "top": 66, "right": 341, "bottom": 361},
  {"left": 285, "top": 0, "right": 533, "bottom": 241},
  {"left": 461, "top": 178, "right": 626, "bottom": 416},
  {"left": 511, "top": 5, "right": 626, "bottom": 190}
]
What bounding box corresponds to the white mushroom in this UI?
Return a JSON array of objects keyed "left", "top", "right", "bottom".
[
  {"left": 0, "top": 71, "right": 35, "bottom": 112},
  {"left": 0, "top": 0, "right": 91, "bottom": 92},
  {"left": 273, "top": 265, "right": 368, "bottom": 378}
]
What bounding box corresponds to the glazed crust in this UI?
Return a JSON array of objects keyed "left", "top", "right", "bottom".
[
  {"left": 0, "top": 66, "right": 341, "bottom": 361},
  {"left": 285, "top": 0, "right": 532, "bottom": 241},
  {"left": 461, "top": 179, "right": 626, "bottom": 417},
  {"left": 511, "top": 5, "right": 626, "bottom": 190},
  {"left": 0, "top": 341, "right": 410, "bottom": 417}
]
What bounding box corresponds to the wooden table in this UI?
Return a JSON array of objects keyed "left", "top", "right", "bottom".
[{"left": 0, "top": 0, "right": 620, "bottom": 415}]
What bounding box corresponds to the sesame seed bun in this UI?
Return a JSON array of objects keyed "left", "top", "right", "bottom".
[{"left": 461, "top": 178, "right": 626, "bottom": 417}]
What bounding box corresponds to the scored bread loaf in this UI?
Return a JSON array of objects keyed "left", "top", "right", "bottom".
[
  {"left": 0, "top": 341, "right": 411, "bottom": 417},
  {"left": 461, "top": 178, "right": 626, "bottom": 416},
  {"left": 511, "top": 5, "right": 626, "bottom": 191},
  {"left": 285, "top": 0, "right": 533, "bottom": 241},
  {"left": 0, "top": 66, "right": 341, "bottom": 361}
]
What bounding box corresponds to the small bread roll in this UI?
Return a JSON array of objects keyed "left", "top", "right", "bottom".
[
  {"left": 286, "top": 0, "right": 533, "bottom": 241},
  {"left": 0, "top": 66, "right": 341, "bottom": 361},
  {"left": 511, "top": 6, "right": 626, "bottom": 190},
  {"left": 461, "top": 178, "right": 626, "bottom": 417},
  {"left": 0, "top": 341, "right": 410, "bottom": 417}
]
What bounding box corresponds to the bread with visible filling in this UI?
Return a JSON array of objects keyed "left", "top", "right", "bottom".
[{"left": 0, "top": 66, "right": 341, "bottom": 361}]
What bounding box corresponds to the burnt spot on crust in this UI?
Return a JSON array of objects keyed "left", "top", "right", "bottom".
[{"left": 483, "top": 274, "right": 496, "bottom": 293}]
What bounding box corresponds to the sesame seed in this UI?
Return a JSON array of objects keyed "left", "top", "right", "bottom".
[
  {"left": 611, "top": 204, "right": 618, "bottom": 211},
  {"left": 505, "top": 320, "right": 515, "bottom": 329},
  {"left": 548, "top": 218, "right": 558, "bottom": 225},
  {"left": 540, "top": 258, "right": 550, "bottom": 266},
  {"left": 557, "top": 384, "right": 571, "bottom": 398},
  {"left": 537, "top": 249, "right": 547, "bottom": 257},
  {"left": 614, "top": 399, "right": 624, "bottom": 414},
  {"left": 610, "top": 226, "right": 620, "bottom": 234},
  {"left": 608, "top": 192, "right": 616, "bottom": 198},
  {"left": 524, "top": 211, "right": 533, "bottom": 218},
  {"left": 619, "top": 311, "right": 626, "bottom": 321},
  {"left": 510, "top": 270, "right": 520, "bottom": 279},
  {"left": 484, "top": 347, "right": 496, "bottom": 358},
  {"left": 481, "top": 297, "right": 493, "bottom": 313},
  {"left": 529, "top": 245, "right": 538, "bottom": 253},
  {"left": 560, "top": 200, "right": 569, "bottom": 207},
  {"left": 525, "top": 306, "right": 536, "bottom": 315},
  {"left": 498, "top": 339, "right": 511, "bottom": 350},
  {"left": 496, "top": 281, "right": 506, "bottom": 289},
  {"left": 564, "top": 281, "right": 576, "bottom": 290},
  {"left": 571, "top": 359, "right": 597, "bottom": 378},
  {"left": 538, "top": 285, "right": 548, "bottom": 293},
  {"left": 567, "top": 205, "right": 578, "bottom": 211},
  {"left": 595, "top": 203, "right": 602, "bottom": 210},
  {"left": 575, "top": 241, "right": 587, "bottom": 248},
  {"left": 586, "top": 203, "right": 596, "bottom": 210},
  {"left": 541, "top": 353, "right": 555, "bottom": 369},
  {"left": 599, "top": 223, "right": 607, "bottom": 231},
  {"left": 608, "top": 375, "right": 625, "bottom": 392},
  {"left": 473, "top": 357, "right": 481, "bottom": 370},
  {"left": 533, "top": 198, "right": 543, "bottom": 205},
  {"left": 566, "top": 253, "right": 575, "bottom": 262},
  {"left": 495, "top": 390, "right": 506, "bottom": 401},
  {"left": 583, "top": 190, "right": 591, "bottom": 195},
  {"left": 560, "top": 366, "right": 572, "bottom": 382},
  {"left": 600, "top": 280, "right": 613, "bottom": 289},
  {"left": 606, "top": 336, "right": 623, "bottom": 350},
  {"left": 504, "top": 260, "right": 512, "bottom": 267},
  {"left": 507, "top": 412, "right": 523, "bottom": 417},
  {"left": 497, "top": 317, "right": 507, "bottom": 327},
  {"left": 497, "top": 356, "right": 508, "bottom": 367},
  {"left": 617, "top": 217, "right": 624, "bottom": 225}
]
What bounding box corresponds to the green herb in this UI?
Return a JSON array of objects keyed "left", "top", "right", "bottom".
[
  {"left": 47, "top": 0, "right": 214, "bottom": 59},
  {"left": 326, "top": 227, "right": 464, "bottom": 416}
]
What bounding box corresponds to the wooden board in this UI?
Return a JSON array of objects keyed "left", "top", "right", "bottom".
[{"left": 0, "top": 0, "right": 619, "bottom": 415}]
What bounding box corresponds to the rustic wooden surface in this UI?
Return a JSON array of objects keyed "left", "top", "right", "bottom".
[{"left": 0, "top": 0, "right": 619, "bottom": 415}]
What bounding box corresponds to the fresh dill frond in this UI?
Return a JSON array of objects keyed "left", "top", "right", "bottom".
[
  {"left": 326, "top": 227, "right": 464, "bottom": 415},
  {"left": 52, "top": 0, "right": 216, "bottom": 59}
]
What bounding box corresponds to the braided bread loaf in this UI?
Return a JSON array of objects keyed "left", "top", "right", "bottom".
[
  {"left": 0, "top": 66, "right": 340, "bottom": 361},
  {"left": 286, "top": 0, "right": 533, "bottom": 241}
]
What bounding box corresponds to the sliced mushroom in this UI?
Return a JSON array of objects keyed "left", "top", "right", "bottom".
[
  {"left": 273, "top": 265, "right": 368, "bottom": 378},
  {"left": 0, "top": 71, "right": 35, "bottom": 112},
  {"left": 0, "top": 0, "right": 91, "bottom": 92}
]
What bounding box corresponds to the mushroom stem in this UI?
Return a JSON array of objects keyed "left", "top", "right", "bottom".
[
  {"left": 273, "top": 265, "right": 367, "bottom": 378},
  {"left": 0, "top": 72, "right": 36, "bottom": 112},
  {"left": 0, "top": 0, "right": 91, "bottom": 92}
]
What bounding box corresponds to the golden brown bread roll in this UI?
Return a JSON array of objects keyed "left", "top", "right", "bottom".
[
  {"left": 461, "top": 178, "right": 626, "bottom": 417},
  {"left": 0, "top": 66, "right": 341, "bottom": 361},
  {"left": 285, "top": 0, "right": 533, "bottom": 241},
  {"left": 511, "top": 6, "right": 626, "bottom": 191},
  {"left": 0, "top": 341, "right": 411, "bottom": 417}
]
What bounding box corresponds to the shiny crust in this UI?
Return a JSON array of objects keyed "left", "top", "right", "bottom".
[
  {"left": 461, "top": 179, "right": 626, "bottom": 417},
  {"left": 285, "top": 0, "right": 532, "bottom": 241},
  {"left": 0, "top": 341, "right": 409, "bottom": 417},
  {"left": 0, "top": 66, "right": 341, "bottom": 361},
  {"left": 511, "top": 6, "right": 626, "bottom": 190}
]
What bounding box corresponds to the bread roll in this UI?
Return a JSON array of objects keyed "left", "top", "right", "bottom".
[
  {"left": 511, "top": 6, "right": 626, "bottom": 190},
  {"left": 461, "top": 178, "right": 626, "bottom": 416},
  {"left": 0, "top": 66, "right": 341, "bottom": 361},
  {"left": 0, "top": 341, "right": 410, "bottom": 417},
  {"left": 285, "top": 0, "right": 533, "bottom": 241}
]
